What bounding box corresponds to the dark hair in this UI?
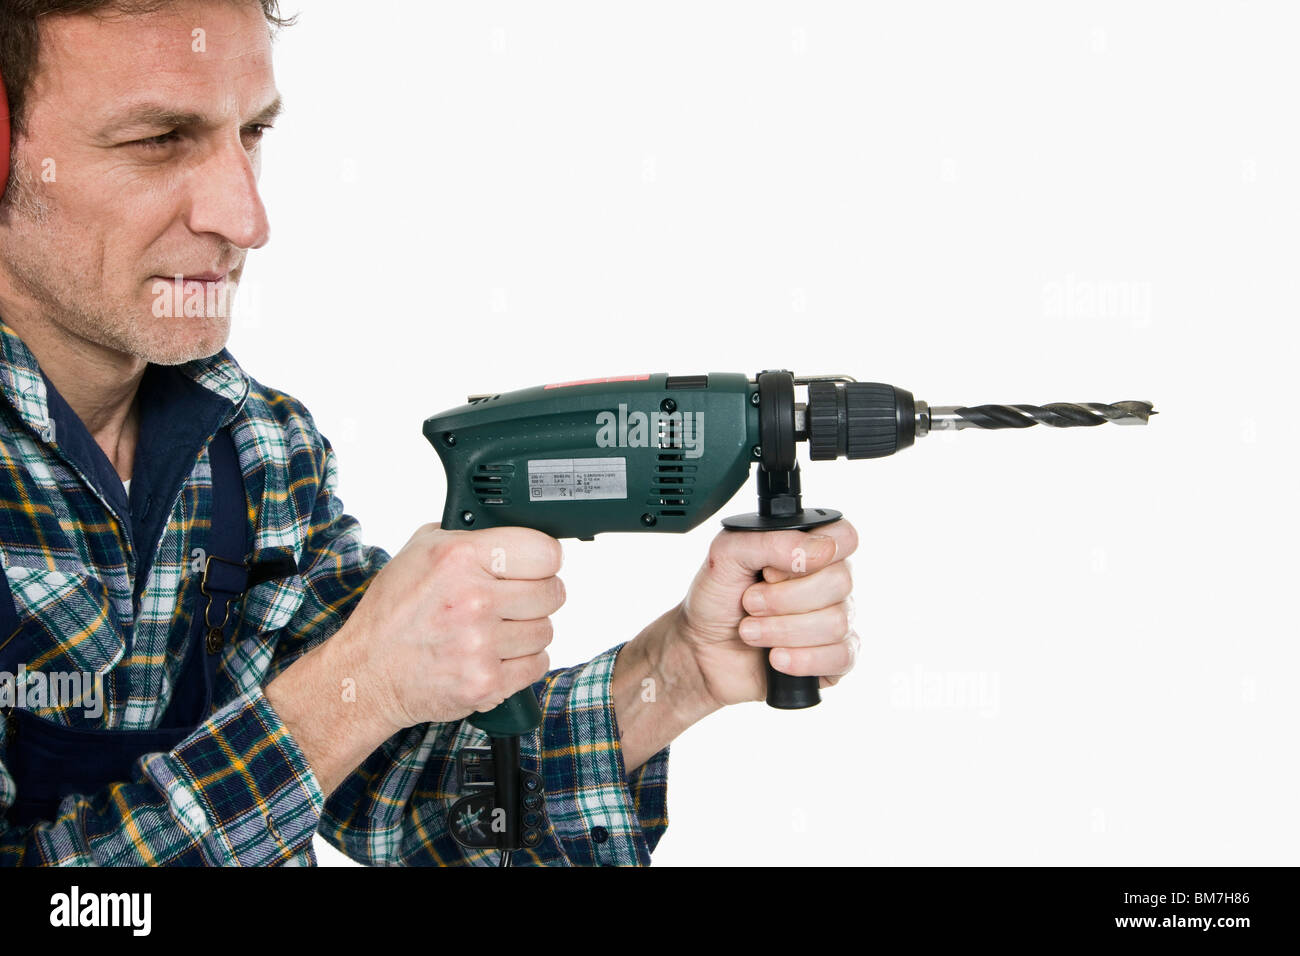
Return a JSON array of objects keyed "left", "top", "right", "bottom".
[{"left": 2, "top": 0, "right": 297, "bottom": 140}]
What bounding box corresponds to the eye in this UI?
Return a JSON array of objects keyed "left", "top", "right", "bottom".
[
  {"left": 132, "top": 130, "right": 181, "bottom": 150},
  {"left": 242, "top": 123, "right": 273, "bottom": 145}
]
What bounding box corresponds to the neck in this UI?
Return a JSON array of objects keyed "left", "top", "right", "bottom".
[{"left": 3, "top": 311, "right": 144, "bottom": 482}]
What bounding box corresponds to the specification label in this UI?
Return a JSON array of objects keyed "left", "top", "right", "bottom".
[{"left": 528, "top": 457, "right": 628, "bottom": 501}]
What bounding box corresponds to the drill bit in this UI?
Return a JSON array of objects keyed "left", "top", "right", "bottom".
[{"left": 922, "top": 400, "right": 1156, "bottom": 432}]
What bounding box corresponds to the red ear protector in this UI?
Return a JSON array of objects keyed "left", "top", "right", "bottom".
[{"left": 1, "top": 68, "right": 10, "bottom": 201}]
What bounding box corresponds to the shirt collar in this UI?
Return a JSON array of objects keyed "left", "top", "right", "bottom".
[{"left": 0, "top": 315, "right": 250, "bottom": 435}]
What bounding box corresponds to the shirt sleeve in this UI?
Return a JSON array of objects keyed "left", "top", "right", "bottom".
[
  {"left": 0, "top": 687, "right": 325, "bottom": 866},
  {"left": 271, "top": 422, "right": 671, "bottom": 866},
  {"left": 315, "top": 643, "right": 671, "bottom": 867}
]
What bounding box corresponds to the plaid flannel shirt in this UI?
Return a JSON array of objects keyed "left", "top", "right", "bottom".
[{"left": 0, "top": 317, "right": 669, "bottom": 865}]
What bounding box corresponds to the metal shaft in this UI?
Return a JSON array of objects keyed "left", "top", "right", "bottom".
[{"left": 918, "top": 400, "right": 1156, "bottom": 434}]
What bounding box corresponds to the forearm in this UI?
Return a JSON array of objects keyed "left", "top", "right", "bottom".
[
  {"left": 264, "top": 621, "right": 397, "bottom": 797},
  {"left": 612, "top": 604, "right": 721, "bottom": 772}
]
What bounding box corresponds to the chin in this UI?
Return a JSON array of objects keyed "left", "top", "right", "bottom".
[{"left": 139, "top": 318, "right": 232, "bottom": 366}]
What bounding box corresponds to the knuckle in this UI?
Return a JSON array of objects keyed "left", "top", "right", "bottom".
[
  {"left": 460, "top": 626, "right": 488, "bottom": 654},
  {"left": 450, "top": 537, "right": 480, "bottom": 565},
  {"left": 445, "top": 585, "right": 491, "bottom": 619},
  {"left": 462, "top": 668, "right": 496, "bottom": 703},
  {"left": 533, "top": 651, "right": 551, "bottom": 681},
  {"left": 844, "top": 521, "right": 860, "bottom": 554},
  {"left": 712, "top": 529, "right": 747, "bottom": 562},
  {"left": 537, "top": 617, "right": 555, "bottom": 644},
  {"left": 465, "top": 586, "right": 493, "bottom": 616},
  {"left": 833, "top": 603, "right": 851, "bottom": 636},
  {"left": 432, "top": 537, "right": 475, "bottom": 572},
  {"left": 771, "top": 533, "right": 798, "bottom": 568}
]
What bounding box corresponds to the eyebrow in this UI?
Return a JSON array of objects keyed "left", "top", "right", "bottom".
[{"left": 96, "top": 94, "right": 284, "bottom": 139}]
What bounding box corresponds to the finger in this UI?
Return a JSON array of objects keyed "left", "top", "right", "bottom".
[
  {"left": 768, "top": 629, "right": 858, "bottom": 678},
  {"left": 744, "top": 561, "right": 852, "bottom": 616},
  {"left": 459, "top": 526, "right": 564, "bottom": 579},
  {"left": 491, "top": 575, "right": 566, "bottom": 620},
  {"left": 738, "top": 602, "right": 851, "bottom": 648},
  {"left": 493, "top": 618, "right": 555, "bottom": 659},
  {"left": 497, "top": 650, "right": 552, "bottom": 697},
  {"left": 470, "top": 649, "right": 552, "bottom": 713}
]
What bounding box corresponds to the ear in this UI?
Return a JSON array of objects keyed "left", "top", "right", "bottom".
[{"left": 0, "top": 69, "right": 10, "bottom": 201}]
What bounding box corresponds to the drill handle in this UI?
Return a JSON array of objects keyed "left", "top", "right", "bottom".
[
  {"left": 722, "top": 463, "right": 838, "bottom": 710},
  {"left": 750, "top": 568, "right": 823, "bottom": 709},
  {"left": 765, "top": 643, "right": 822, "bottom": 708},
  {"left": 469, "top": 689, "right": 543, "bottom": 737}
]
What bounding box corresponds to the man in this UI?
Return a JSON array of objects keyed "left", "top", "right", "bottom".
[{"left": 0, "top": 0, "right": 858, "bottom": 865}]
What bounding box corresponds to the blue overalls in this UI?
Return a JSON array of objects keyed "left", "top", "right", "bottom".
[{"left": 0, "top": 366, "right": 295, "bottom": 830}]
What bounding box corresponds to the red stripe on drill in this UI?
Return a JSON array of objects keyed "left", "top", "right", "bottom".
[{"left": 543, "top": 375, "right": 650, "bottom": 390}]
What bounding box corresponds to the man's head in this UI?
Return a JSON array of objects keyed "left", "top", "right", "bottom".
[{"left": 0, "top": 0, "right": 294, "bottom": 366}]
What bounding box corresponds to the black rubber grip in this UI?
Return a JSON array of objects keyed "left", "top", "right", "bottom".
[{"left": 767, "top": 660, "right": 820, "bottom": 709}]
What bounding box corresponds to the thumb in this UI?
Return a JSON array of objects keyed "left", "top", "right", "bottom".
[{"left": 710, "top": 529, "right": 837, "bottom": 584}]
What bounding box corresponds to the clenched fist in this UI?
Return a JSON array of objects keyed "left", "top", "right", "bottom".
[
  {"left": 344, "top": 523, "right": 566, "bottom": 733},
  {"left": 670, "top": 520, "right": 859, "bottom": 709}
]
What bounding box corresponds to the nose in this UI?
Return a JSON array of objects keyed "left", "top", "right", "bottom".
[{"left": 184, "top": 134, "right": 271, "bottom": 251}]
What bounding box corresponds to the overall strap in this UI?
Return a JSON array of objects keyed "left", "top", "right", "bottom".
[
  {"left": 0, "top": 426, "right": 249, "bottom": 679},
  {"left": 157, "top": 424, "right": 250, "bottom": 727},
  {"left": 0, "top": 565, "right": 20, "bottom": 676}
]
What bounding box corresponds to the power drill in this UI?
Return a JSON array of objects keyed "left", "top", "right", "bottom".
[{"left": 424, "top": 369, "right": 1156, "bottom": 863}]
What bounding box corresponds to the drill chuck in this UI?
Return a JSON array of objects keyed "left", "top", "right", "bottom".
[{"left": 806, "top": 381, "right": 917, "bottom": 460}]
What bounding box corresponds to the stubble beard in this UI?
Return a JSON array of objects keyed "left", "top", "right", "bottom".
[{"left": 1, "top": 154, "right": 235, "bottom": 366}]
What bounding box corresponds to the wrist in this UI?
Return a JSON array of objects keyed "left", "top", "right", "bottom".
[
  {"left": 264, "top": 623, "right": 397, "bottom": 796},
  {"left": 615, "top": 604, "right": 723, "bottom": 733}
]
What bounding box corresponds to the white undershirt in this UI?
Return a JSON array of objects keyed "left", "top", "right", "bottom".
[{"left": 123, "top": 477, "right": 132, "bottom": 496}]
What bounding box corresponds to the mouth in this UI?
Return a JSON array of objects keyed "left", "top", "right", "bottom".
[{"left": 153, "top": 271, "right": 232, "bottom": 284}]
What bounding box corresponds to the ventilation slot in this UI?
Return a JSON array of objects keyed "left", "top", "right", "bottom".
[
  {"left": 472, "top": 463, "right": 514, "bottom": 506},
  {"left": 649, "top": 461, "right": 696, "bottom": 511}
]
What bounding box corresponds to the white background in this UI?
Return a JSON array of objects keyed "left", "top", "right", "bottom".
[{"left": 226, "top": 1, "right": 1299, "bottom": 865}]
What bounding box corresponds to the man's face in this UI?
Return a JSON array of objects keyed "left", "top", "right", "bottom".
[{"left": 0, "top": 0, "right": 278, "bottom": 365}]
